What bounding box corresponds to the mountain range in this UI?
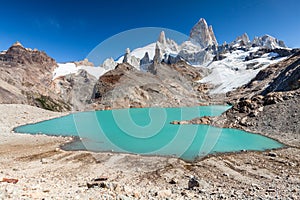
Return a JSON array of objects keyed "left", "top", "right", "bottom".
[{"left": 0, "top": 18, "right": 299, "bottom": 113}]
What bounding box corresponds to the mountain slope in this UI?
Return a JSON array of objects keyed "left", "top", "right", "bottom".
[
  {"left": 199, "top": 47, "right": 290, "bottom": 93},
  {"left": 184, "top": 50, "right": 300, "bottom": 146},
  {"left": 92, "top": 62, "right": 205, "bottom": 109},
  {"left": 0, "top": 42, "right": 70, "bottom": 111}
]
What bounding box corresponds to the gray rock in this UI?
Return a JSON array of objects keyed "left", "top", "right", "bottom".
[
  {"left": 153, "top": 42, "right": 162, "bottom": 65},
  {"left": 189, "top": 18, "right": 218, "bottom": 48},
  {"left": 169, "top": 178, "right": 178, "bottom": 184},
  {"left": 188, "top": 176, "right": 200, "bottom": 189},
  {"left": 140, "top": 52, "right": 150, "bottom": 68},
  {"left": 158, "top": 31, "right": 166, "bottom": 44},
  {"left": 267, "top": 152, "right": 277, "bottom": 157},
  {"left": 52, "top": 69, "right": 97, "bottom": 111}
]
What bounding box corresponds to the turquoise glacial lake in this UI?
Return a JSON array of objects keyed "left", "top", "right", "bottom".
[{"left": 14, "top": 106, "right": 283, "bottom": 161}]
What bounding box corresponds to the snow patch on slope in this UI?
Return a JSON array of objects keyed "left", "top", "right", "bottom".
[
  {"left": 53, "top": 63, "right": 108, "bottom": 80},
  {"left": 117, "top": 43, "right": 156, "bottom": 63},
  {"left": 199, "top": 47, "right": 287, "bottom": 93}
]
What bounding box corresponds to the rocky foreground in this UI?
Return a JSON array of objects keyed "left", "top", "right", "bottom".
[{"left": 0, "top": 104, "right": 299, "bottom": 199}]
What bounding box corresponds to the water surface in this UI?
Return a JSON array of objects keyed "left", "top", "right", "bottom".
[{"left": 14, "top": 106, "right": 283, "bottom": 161}]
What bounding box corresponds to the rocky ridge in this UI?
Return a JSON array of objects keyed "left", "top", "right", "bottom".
[
  {"left": 0, "top": 42, "right": 70, "bottom": 111},
  {"left": 114, "top": 19, "right": 289, "bottom": 69},
  {"left": 92, "top": 61, "right": 206, "bottom": 109}
]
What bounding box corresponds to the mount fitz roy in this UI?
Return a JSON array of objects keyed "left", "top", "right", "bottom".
[{"left": 0, "top": 18, "right": 299, "bottom": 112}]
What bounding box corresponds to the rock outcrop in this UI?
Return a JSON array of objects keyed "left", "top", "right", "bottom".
[
  {"left": 101, "top": 57, "right": 117, "bottom": 70},
  {"left": 153, "top": 43, "right": 162, "bottom": 64},
  {"left": 74, "top": 58, "right": 94, "bottom": 67}
]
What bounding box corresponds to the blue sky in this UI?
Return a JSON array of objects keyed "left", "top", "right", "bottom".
[{"left": 0, "top": 0, "right": 299, "bottom": 63}]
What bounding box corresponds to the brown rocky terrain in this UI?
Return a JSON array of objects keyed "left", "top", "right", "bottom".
[
  {"left": 92, "top": 61, "right": 208, "bottom": 109},
  {"left": 0, "top": 42, "right": 70, "bottom": 111}
]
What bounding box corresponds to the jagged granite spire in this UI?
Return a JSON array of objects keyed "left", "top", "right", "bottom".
[
  {"left": 233, "top": 33, "right": 250, "bottom": 46},
  {"left": 140, "top": 52, "right": 150, "bottom": 66},
  {"left": 153, "top": 42, "right": 162, "bottom": 64},
  {"left": 122, "top": 48, "right": 131, "bottom": 63},
  {"left": 189, "top": 18, "right": 218, "bottom": 48},
  {"left": 208, "top": 25, "right": 217, "bottom": 45},
  {"left": 122, "top": 48, "right": 140, "bottom": 69},
  {"left": 158, "top": 31, "right": 166, "bottom": 44}
]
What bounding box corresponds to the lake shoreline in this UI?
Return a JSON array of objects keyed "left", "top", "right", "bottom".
[{"left": 0, "top": 104, "right": 299, "bottom": 199}]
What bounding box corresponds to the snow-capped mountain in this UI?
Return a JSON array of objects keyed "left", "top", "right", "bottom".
[
  {"left": 53, "top": 18, "right": 293, "bottom": 96},
  {"left": 252, "top": 34, "right": 286, "bottom": 49},
  {"left": 108, "top": 18, "right": 292, "bottom": 94},
  {"left": 116, "top": 31, "right": 180, "bottom": 66}
]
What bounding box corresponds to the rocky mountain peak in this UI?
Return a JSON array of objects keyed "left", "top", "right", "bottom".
[
  {"left": 233, "top": 33, "right": 250, "bottom": 46},
  {"left": 189, "top": 18, "right": 218, "bottom": 48},
  {"left": 153, "top": 42, "right": 162, "bottom": 64},
  {"left": 101, "top": 57, "right": 117, "bottom": 70},
  {"left": 122, "top": 48, "right": 140, "bottom": 70},
  {"left": 208, "top": 25, "right": 217, "bottom": 45},
  {"left": 0, "top": 43, "right": 71, "bottom": 111},
  {"left": 123, "top": 48, "right": 130, "bottom": 63},
  {"left": 158, "top": 31, "right": 166, "bottom": 44},
  {"left": 12, "top": 41, "right": 23, "bottom": 47},
  {"left": 140, "top": 52, "right": 150, "bottom": 66},
  {"left": 252, "top": 34, "right": 286, "bottom": 49},
  {"left": 1, "top": 42, "right": 55, "bottom": 67}
]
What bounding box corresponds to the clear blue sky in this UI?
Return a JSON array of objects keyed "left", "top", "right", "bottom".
[{"left": 0, "top": 0, "right": 299, "bottom": 63}]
